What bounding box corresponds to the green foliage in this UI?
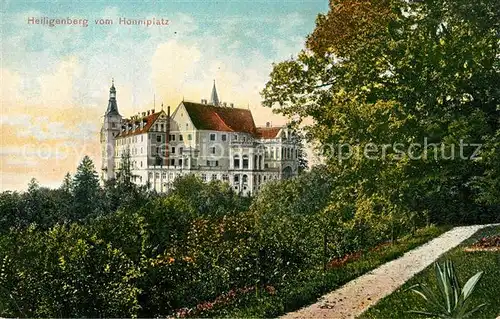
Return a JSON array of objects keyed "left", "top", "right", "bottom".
[
  {"left": 361, "top": 226, "right": 500, "bottom": 319},
  {"left": 0, "top": 225, "right": 141, "bottom": 317},
  {"left": 73, "top": 156, "right": 102, "bottom": 219},
  {"left": 262, "top": 0, "right": 500, "bottom": 225},
  {"left": 170, "top": 174, "right": 252, "bottom": 217},
  {"left": 0, "top": 164, "right": 445, "bottom": 318},
  {"left": 408, "top": 260, "right": 486, "bottom": 318}
]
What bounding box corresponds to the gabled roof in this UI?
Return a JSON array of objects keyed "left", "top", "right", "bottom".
[
  {"left": 181, "top": 101, "right": 257, "bottom": 135},
  {"left": 117, "top": 111, "right": 164, "bottom": 138},
  {"left": 255, "top": 126, "right": 283, "bottom": 139}
]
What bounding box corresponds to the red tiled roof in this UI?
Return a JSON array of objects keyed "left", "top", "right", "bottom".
[
  {"left": 182, "top": 102, "right": 257, "bottom": 135},
  {"left": 255, "top": 126, "right": 282, "bottom": 139},
  {"left": 117, "top": 111, "right": 162, "bottom": 137}
]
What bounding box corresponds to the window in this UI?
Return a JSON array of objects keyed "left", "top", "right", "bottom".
[
  {"left": 179, "top": 147, "right": 183, "bottom": 154},
  {"left": 188, "top": 134, "right": 192, "bottom": 141},
  {"left": 178, "top": 159, "right": 183, "bottom": 166},
  {"left": 148, "top": 172, "right": 153, "bottom": 178},
  {"left": 211, "top": 147, "right": 216, "bottom": 154},
  {"left": 160, "top": 124, "right": 164, "bottom": 131},
  {"left": 169, "top": 134, "right": 175, "bottom": 141},
  {"left": 207, "top": 160, "right": 219, "bottom": 167},
  {"left": 233, "top": 155, "right": 240, "bottom": 168},
  {"left": 171, "top": 147, "right": 175, "bottom": 154},
  {"left": 179, "top": 135, "right": 183, "bottom": 141},
  {"left": 155, "top": 173, "right": 159, "bottom": 178},
  {"left": 140, "top": 161, "right": 143, "bottom": 167},
  {"left": 222, "top": 134, "right": 227, "bottom": 142},
  {"left": 141, "top": 147, "right": 143, "bottom": 154},
  {"left": 141, "top": 135, "right": 143, "bottom": 142},
  {"left": 155, "top": 124, "right": 158, "bottom": 131},
  {"left": 211, "top": 174, "right": 217, "bottom": 181},
  {"left": 243, "top": 175, "right": 248, "bottom": 184},
  {"left": 156, "top": 135, "right": 161, "bottom": 142},
  {"left": 210, "top": 133, "right": 216, "bottom": 141},
  {"left": 243, "top": 155, "right": 249, "bottom": 169},
  {"left": 222, "top": 174, "right": 229, "bottom": 181},
  {"left": 162, "top": 173, "right": 166, "bottom": 179},
  {"left": 201, "top": 174, "right": 207, "bottom": 181},
  {"left": 233, "top": 134, "right": 238, "bottom": 141},
  {"left": 234, "top": 174, "right": 239, "bottom": 182},
  {"left": 112, "top": 123, "right": 116, "bottom": 128},
  {"left": 170, "top": 159, "right": 175, "bottom": 166}
]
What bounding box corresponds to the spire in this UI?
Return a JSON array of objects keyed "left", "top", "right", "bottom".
[
  {"left": 105, "top": 79, "right": 120, "bottom": 116},
  {"left": 210, "top": 79, "right": 220, "bottom": 106}
]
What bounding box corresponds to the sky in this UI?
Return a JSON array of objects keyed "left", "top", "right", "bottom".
[{"left": 0, "top": 0, "right": 328, "bottom": 191}]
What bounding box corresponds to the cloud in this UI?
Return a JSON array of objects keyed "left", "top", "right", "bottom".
[
  {"left": 39, "top": 57, "right": 82, "bottom": 108},
  {"left": 0, "top": 6, "right": 312, "bottom": 191}
]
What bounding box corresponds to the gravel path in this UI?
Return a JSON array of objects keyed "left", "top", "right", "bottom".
[{"left": 282, "top": 224, "right": 498, "bottom": 319}]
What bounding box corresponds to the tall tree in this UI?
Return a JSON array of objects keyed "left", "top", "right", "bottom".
[
  {"left": 73, "top": 156, "right": 101, "bottom": 219},
  {"left": 262, "top": 0, "right": 500, "bottom": 224}
]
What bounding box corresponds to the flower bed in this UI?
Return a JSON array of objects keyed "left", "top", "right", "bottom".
[{"left": 464, "top": 235, "right": 500, "bottom": 252}]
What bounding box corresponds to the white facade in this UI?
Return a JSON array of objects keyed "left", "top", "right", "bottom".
[{"left": 100, "top": 83, "right": 301, "bottom": 196}]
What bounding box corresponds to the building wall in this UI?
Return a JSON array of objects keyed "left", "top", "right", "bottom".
[{"left": 102, "top": 106, "right": 300, "bottom": 196}]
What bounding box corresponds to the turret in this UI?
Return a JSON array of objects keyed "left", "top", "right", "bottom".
[{"left": 100, "top": 79, "right": 122, "bottom": 181}]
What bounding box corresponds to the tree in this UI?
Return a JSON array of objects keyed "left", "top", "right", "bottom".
[
  {"left": 262, "top": 0, "right": 500, "bottom": 224},
  {"left": 293, "top": 132, "right": 309, "bottom": 173},
  {"left": 61, "top": 172, "right": 73, "bottom": 193},
  {"left": 104, "top": 150, "right": 147, "bottom": 213},
  {"left": 72, "top": 156, "right": 101, "bottom": 219}
]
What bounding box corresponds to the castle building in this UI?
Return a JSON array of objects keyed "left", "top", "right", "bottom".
[{"left": 100, "top": 81, "right": 300, "bottom": 196}]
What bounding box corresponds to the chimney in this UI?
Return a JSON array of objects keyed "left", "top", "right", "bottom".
[
  {"left": 142, "top": 112, "right": 146, "bottom": 117},
  {"left": 230, "top": 103, "right": 234, "bottom": 108},
  {"left": 266, "top": 122, "right": 271, "bottom": 128},
  {"left": 152, "top": 109, "right": 155, "bottom": 114},
  {"left": 223, "top": 102, "right": 227, "bottom": 107}
]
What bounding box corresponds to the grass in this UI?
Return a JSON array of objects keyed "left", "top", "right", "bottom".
[
  {"left": 199, "top": 225, "right": 449, "bottom": 318},
  {"left": 359, "top": 225, "right": 500, "bottom": 319}
]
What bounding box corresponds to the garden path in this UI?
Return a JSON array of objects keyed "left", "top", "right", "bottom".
[{"left": 282, "top": 224, "right": 499, "bottom": 319}]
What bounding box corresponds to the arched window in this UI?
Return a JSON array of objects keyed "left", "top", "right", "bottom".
[
  {"left": 242, "top": 174, "right": 248, "bottom": 184},
  {"left": 233, "top": 155, "right": 240, "bottom": 168}
]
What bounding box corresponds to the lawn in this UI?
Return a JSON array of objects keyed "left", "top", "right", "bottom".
[
  {"left": 359, "top": 225, "right": 500, "bottom": 319},
  {"left": 197, "top": 225, "right": 450, "bottom": 318}
]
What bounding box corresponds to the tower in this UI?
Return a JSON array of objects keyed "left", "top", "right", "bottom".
[
  {"left": 100, "top": 79, "right": 122, "bottom": 181},
  {"left": 209, "top": 80, "right": 220, "bottom": 106}
]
